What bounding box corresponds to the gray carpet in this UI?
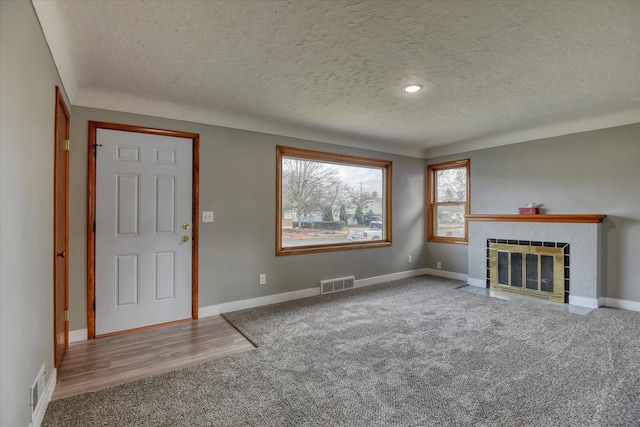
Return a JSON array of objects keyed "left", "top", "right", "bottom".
[{"left": 43, "top": 276, "right": 640, "bottom": 426}]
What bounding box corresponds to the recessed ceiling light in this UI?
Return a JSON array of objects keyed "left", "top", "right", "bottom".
[{"left": 402, "top": 84, "right": 423, "bottom": 93}]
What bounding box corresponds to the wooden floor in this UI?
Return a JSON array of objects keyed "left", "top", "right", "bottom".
[{"left": 53, "top": 316, "right": 255, "bottom": 400}]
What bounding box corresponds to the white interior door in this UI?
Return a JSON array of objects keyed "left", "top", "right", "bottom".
[{"left": 95, "top": 128, "right": 192, "bottom": 335}]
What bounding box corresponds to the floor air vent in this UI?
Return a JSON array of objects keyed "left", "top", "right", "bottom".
[{"left": 320, "top": 276, "right": 355, "bottom": 294}]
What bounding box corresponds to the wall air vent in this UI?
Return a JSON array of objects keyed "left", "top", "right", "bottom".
[
  {"left": 30, "top": 364, "right": 45, "bottom": 421},
  {"left": 320, "top": 276, "right": 355, "bottom": 294}
]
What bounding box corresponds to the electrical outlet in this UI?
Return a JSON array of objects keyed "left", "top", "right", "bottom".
[
  {"left": 202, "top": 211, "right": 214, "bottom": 223},
  {"left": 407, "top": 255, "right": 412, "bottom": 263},
  {"left": 437, "top": 261, "right": 442, "bottom": 269},
  {"left": 259, "top": 274, "right": 266, "bottom": 285}
]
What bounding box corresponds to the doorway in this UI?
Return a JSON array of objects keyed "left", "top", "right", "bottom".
[
  {"left": 87, "top": 122, "right": 199, "bottom": 338},
  {"left": 53, "top": 86, "right": 70, "bottom": 367}
]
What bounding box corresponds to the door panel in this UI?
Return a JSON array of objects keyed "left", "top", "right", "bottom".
[
  {"left": 154, "top": 251, "right": 175, "bottom": 300},
  {"left": 155, "top": 176, "right": 175, "bottom": 234},
  {"left": 95, "top": 128, "right": 192, "bottom": 336},
  {"left": 117, "top": 145, "right": 140, "bottom": 161},
  {"left": 115, "top": 254, "right": 139, "bottom": 307},
  {"left": 116, "top": 174, "right": 139, "bottom": 236}
]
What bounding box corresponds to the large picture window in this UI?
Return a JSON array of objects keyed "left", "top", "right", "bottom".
[
  {"left": 427, "top": 159, "right": 470, "bottom": 244},
  {"left": 276, "top": 146, "right": 392, "bottom": 256}
]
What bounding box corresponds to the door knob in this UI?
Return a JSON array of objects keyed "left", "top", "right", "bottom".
[
  {"left": 182, "top": 235, "right": 190, "bottom": 242},
  {"left": 183, "top": 223, "right": 190, "bottom": 229},
  {"left": 56, "top": 251, "right": 65, "bottom": 258}
]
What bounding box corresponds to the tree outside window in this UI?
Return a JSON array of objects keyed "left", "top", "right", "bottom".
[{"left": 277, "top": 146, "right": 392, "bottom": 256}]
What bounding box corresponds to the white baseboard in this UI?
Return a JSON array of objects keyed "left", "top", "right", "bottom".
[
  {"left": 29, "top": 368, "right": 56, "bottom": 427},
  {"left": 200, "top": 268, "right": 430, "bottom": 317},
  {"left": 602, "top": 297, "right": 640, "bottom": 312},
  {"left": 424, "top": 268, "right": 468, "bottom": 282},
  {"left": 64, "top": 283, "right": 640, "bottom": 345},
  {"left": 199, "top": 287, "right": 321, "bottom": 318},
  {"left": 354, "top": 268, "right": 429, "bottom": 288},
  {"left": 69, "top": 328, "right": 88, "bottom": 343},
  {"left": 68, "top": 269, "right": 432, "bottom": 335},
  {"left": 464, "top": 282, "right": 639, "bottom": 311},
  {"left": 466, "top": 277, "right": 486, "bottom": 288},
  {"left": 569, "top": 295, "right": 600, "bottom": 308}
]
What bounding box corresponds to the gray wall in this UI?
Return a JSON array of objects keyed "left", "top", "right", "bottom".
[
  {"left": 68, "top": 107, "right": 427, "bottom": 329},
  {"left": 0, "top": 2, "right": 68, "bottom": 425},
  {"left": 426, "top": 123, "right": 640, "bottom": 302}
]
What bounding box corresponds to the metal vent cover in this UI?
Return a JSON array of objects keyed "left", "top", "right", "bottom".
[
  {"left": 320, "top": 276, "right": 356, "bottom": 294},
  {"left": 30, "top": 364, "right": 45, "bottom": 421}
]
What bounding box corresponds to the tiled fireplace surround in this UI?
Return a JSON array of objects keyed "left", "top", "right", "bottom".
[{"left": 466, "top": 215, "right": 606, "bottom": 308}]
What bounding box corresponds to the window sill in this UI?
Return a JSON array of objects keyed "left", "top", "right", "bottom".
[
  {"left": 277, "top": 240, "right": 392, "bottom": 256},
  {"left": 427, "top": 237, "right": 468, "bottom": 245}
]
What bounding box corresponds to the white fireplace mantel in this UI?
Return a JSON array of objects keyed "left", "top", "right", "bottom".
[{"left": 466, "top": 214, "right": 606, "bottom": 308}]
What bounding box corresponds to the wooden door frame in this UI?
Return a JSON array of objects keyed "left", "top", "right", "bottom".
[
  {"left": 87, "top": 121, "right": 200, "bottom": 339},
  {"left": 53, "top": 86, "right": 70, "bottom": 366}
]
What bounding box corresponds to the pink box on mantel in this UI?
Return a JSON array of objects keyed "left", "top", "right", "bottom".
[{"left": 518, "top": 207, "right": 539, "bottom": 214}]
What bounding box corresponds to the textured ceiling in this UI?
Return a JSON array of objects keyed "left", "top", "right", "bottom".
[{"left": 34, "top": 0, "right": 640, "bottom": 158}]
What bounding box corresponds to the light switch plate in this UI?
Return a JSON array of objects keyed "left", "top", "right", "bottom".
[{"left": 202, "top": 211, "right": 214, "bottom": 223}]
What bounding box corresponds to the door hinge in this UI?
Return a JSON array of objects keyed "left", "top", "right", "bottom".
[
  {"left": 93, "top": 220, "right": 96, "bottom": 233},
  {"left": 64, "top": 310, "right": 69, "bottom": 322},
  {"left": 93, "top": 300, "right": 96, "bottom": 312},
  {"left": 63, "top": 139, "right": 70, "bottom": 151}
]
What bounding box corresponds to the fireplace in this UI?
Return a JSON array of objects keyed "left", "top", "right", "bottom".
[
  {"left": 487, "top": 239, "right": 569, "bottom": 303},
  {"left": 466, "top": 214, "right": 606, "bottom": 308}
]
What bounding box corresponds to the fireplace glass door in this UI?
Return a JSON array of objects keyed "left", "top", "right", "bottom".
[{"left": 489, "top": 242, "right": 565, "bottom": 303}]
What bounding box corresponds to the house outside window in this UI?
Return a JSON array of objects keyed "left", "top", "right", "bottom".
[
  {"left": 427, "top": 159, "right": 470, "bottom": 244},
  {"left": 276, "top": 146, "right": 392, "bottom": 256}
]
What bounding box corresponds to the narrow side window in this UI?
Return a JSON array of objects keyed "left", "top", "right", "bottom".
[{"left": 427, "top": 159, "right": 470, "bottom": 244}]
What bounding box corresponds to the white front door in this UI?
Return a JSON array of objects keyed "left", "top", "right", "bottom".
[{"left": 95, "top": 128, "right": 192, "bottom": 336}]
